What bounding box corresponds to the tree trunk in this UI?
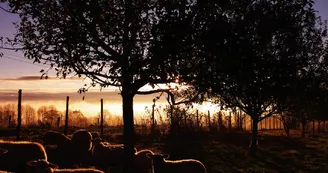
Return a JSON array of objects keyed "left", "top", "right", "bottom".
[
  {"left": 151, "top": 100, "right": 155, "bottom": 135},
  {"left": 283, "top": 123, "right": 290, "bottom": 137},
  {"left": 122, "top": 93, "right": 135, "bottom": 173},
  {"left": 249, "top": 116, "right": 259, "bottom": 155},
  {"left": 301, "top": 122, "right": 306, "bottom": 138},
  {"left": 280, "top": 115, "right": 289, "bottom": 137}
]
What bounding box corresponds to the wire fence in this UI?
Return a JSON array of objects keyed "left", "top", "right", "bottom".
[{"left": 3, "top": 89, "right": 326, "bottom": 139}]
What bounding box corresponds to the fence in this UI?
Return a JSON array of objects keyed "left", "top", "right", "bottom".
[{"left": 1, "top": 89, "right": 314, "bottom": 140}]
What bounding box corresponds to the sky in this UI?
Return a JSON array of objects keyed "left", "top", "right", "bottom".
[{"left": 0, "top": 1, "right": 327, "bottom": 117}]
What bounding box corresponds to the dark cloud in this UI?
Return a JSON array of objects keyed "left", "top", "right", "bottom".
[
  {"left": 0, "top": 76, "right": 82, "bottom": 81},
  {"left": 0, "top": 90, "right": 166, "bottom": 104}
]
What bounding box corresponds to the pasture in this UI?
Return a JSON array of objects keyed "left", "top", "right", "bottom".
[{"left": 1, "top": 128, "right": 327, "bottom": 173}]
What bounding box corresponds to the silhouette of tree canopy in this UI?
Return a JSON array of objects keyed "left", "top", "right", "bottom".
[
  {"left": 276, "top": 17, "right": 328, "bottom": 138},
  {"left": 1, "top": 0, "right": 210, "bottom": 171},
  {"left": 179, "top": 0, "right": 327, "bottom": 154}
]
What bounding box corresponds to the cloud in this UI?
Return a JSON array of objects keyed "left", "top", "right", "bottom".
[
  {"left": 0, "top": 75, "right": 83, "bottom": 81},
  {"left": 0, "top": 90, "right": 167, "bottom": 104}
]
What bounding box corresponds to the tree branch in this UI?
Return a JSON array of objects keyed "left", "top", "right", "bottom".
[
  {"left": 0, "top": 46, "right": 23, "bottom": 51},
  {"left": 259, "top": 110, "right": 278, "bottom": 121},
  {"left": 136, "top": 89, "right": 172, "bottom": 95},
  {"left": 174, "top": 90, "right": 202, "bottom": 105},
  {"left": 0, "top": 5, "right": 19, "bottom": 14}
]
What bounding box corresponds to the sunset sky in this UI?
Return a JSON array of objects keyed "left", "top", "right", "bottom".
[{"left": 0, "top": 1, "right": 327, "bottom": 117}]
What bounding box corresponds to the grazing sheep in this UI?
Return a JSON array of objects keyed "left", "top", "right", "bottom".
[
  {"left": 0, "top": 141, "right": 47, "bottom": 173},
  {"left": 91, "top": 138, "right": 137, "bottom": 170},
  {"left": 42, "top": 131, "right": 72, "bottom": 148},
  {"left": 71, "top": 130, "right": 93, "bottom": 166},
  {"left": 71, "top": 130, "right": 93, "bottom": 152},
  {"left": 42, "top": 131, "right": 75, "bottom": 168},
  {"left": 46, "top": 130, "right": 94, "bottom": 168},
  {"left": 26, "top": 159, "right": 104, "bottom": 173},
  {"left": 146, "top": 153, "right": 207, "bottom": 173},
  {"left": 134, "top": 149, "right": 154, "bottom": 173},
  {"left": 45, "top": 146, "right": 77, "bottom": 169}
]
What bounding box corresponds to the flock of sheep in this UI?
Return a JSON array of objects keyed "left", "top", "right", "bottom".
[{"left": 0, "top": 130, "right": 207, "bottom": 173}]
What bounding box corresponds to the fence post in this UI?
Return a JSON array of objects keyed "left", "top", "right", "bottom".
[
  {"left": 100, "top": 99, "right": 104, "bottom": 138},
  {"left": 151, "top": 99, "right": 155, "bottom": 135},
  {"left": 16, "top": 89, "right": 22, "bottom": 140},
  {"left": 64, "top": 96, "right": 69, "bottom": 135}
]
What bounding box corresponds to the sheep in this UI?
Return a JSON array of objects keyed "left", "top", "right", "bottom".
[
  {"left": 146, "top": 153, "right": 207, "bottom": 173},
  {"left": 42, "top": 131, "right": 75, "bottom": 168},
  {"left": 71, "top": 130, "right": 93, "bottom": 166},
  {"left": 44, "top": 130, "right": 93, "bottom": 168},
  {"left": 71, "top": 130, "right": 93, "bottom": 152},
  {"left": 0, "top": 140, "right": 48, "bottom": 173},
  {"left": 42, "top": 131, "right": 72, "bottom": 149},
  {"left": 26, "top": 159, "right": 104, "bottom": 173},
  {"left": 134, "top": 149, "right": 154, "bottom": 173},
  {"left": 91, "top": 138, "right": 137, "bottom": 171}
]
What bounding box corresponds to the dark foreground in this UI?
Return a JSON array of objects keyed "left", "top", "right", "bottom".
[{"left": 1, "top": 129, "right": 327, "bottom": 173}]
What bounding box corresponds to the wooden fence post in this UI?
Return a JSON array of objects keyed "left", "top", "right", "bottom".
[
  {"left": 16, "top": 89, "right": 22, "bottom": 140},
  {"left": 151, "top": 99, "right": 155, "bottom": 135},
  {"left": 100, "top": 99, "right": 104, "bottom": 138},
  {"left": 64, "top": 96, "right": 69, "bottom": 135}
]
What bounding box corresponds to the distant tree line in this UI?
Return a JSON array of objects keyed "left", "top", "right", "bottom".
[{"left": 0, "top": 103, "right": 124, "bottom": 128}]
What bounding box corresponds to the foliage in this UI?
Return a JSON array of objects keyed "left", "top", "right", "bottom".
[
  {"left": 180, "top": 0, "right": 326, "bottom": 153},
  {"left": 1, "top": 1, "right": 211, "bottom": 171}
]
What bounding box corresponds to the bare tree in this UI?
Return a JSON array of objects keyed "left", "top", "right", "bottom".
[{"left": 23, "top": 104, "right": 36, "bottom": 125}]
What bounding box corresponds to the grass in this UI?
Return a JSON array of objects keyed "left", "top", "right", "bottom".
[
  {"left": 3, "top": 128, "right": 328, "bottom": 173},
  {"left": 136, "top": 130, "right": 328, "bottom": 173}
]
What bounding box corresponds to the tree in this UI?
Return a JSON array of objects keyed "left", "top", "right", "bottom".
[
  {"left": 96, "top": 109, "right": 112, "bottom": 126},
  {"left": 69, "top": 110, "right": 89, "bottom": 127},
  {"left": 22, "top": 104, "right": 36, "bottom": 125},
  {"left": 277, "top": 17, "right": 328, "bottom": 138},
  {"left": 187, "top": 0, "right": 324, "bottom": 154},
  {"left": 43, "top": 105, "right": 60, "bottom": 127},
  {"left": 37, "top": 105, "right": 48, "bottom": 122},
  {"left": 2, "top": 103, "right": 16, "bottom": 126},
  {"left": 1, "top": 1, "right": 208, "bottom": 171}
]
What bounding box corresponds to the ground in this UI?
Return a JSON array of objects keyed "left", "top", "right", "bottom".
[
  {"left": 134, "top": 129, "right": 328, "bottom": 173},
  {"left": 1, "top": 128, "right": 327, "bottom": 173}
]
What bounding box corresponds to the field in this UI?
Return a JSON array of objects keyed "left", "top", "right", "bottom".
[{"left": 1, "top": 128, "right": 328, "bottom": 173}]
